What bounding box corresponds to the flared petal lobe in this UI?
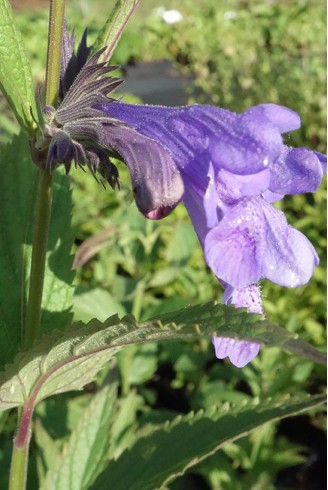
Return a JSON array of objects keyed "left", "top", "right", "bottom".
[
  {"left": 204, "top": 197, "right": 319, "bottom": 288},
  {"left": 260, "top": 201, "right": 319, "bottom": 286},
  {"left": 269, "top": 147, "right": 324, "bottom": 195},
  {"left": 204, "top": 199, "right": 265, "bottom": 287},
  {"left": 213, "top": 337, "right": 261, "bottom": 368},
  {"left": 242, "top": 103, "right": 301, "bottom": 133}
]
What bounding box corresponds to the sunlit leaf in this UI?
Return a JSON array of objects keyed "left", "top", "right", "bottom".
[
  {"left": 0, "top": 133, "right": 74, "bottom": 370},
  {"left": 165, "top": 222, "right": 198, "bottom": 263},
  {"left": 73, "top": 288, "right": 126, "bottom": 323},
  {"left": 42, "top": 384, "right": 117, "bottom": 490},
  {"left": 0, "top": 0, "right": 37, "bottom": 134},
  {"left": 0, "top": 133, "right": 38, "bottom": 368},
  {"left": 36, "top": 171, "right": 75, "bottom": 335},
  {"left": 34, "top": 419, "right": 61, "bottom": 485},
  {"left": 107, "top": 389, "right": 143, "bottom": 459},
  {"left": 92, "top": 0, "right": 141, "bottom": 63},
  {"left": 91, "top": 394, "right": 326, "bottom": 490}
]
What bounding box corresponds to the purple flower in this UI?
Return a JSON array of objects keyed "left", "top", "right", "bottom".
[
  {"left": 98, "top": 101, "right": 325, "bottom": 367},
  {"left": 40, "top": 31, "right": 326, "bottom": 368}
]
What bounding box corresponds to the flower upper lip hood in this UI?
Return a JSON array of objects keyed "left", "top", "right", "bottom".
[
  {"left": 97, "top": 100, "right": 324, "bottom": 196},
  {"left": 99, "top": 101, "right": 301, "bottom": 177}
]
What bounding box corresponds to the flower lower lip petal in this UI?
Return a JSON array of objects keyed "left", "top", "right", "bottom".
[{"left": 213, "top": 336, "right": 261, "bottom": 368}]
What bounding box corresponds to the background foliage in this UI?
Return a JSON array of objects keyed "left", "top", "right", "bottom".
[{"left": 0, "top": 0, "right": 326, "bottom": 488}]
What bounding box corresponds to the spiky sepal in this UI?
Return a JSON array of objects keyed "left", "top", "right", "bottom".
[
  {"left": 36, "top": 46, "right": 123, "bottom": 189},
  {"left": 35, "top": 26, "right": 184, "bottom": 218}
]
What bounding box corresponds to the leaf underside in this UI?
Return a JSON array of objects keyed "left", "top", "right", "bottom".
[{"left": 0, "top": 302, "right": 325, "bottom": 410}]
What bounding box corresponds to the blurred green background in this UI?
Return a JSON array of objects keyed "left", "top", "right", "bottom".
[{"left": 1, "top": 1, "right": 326, "bottom": 488}]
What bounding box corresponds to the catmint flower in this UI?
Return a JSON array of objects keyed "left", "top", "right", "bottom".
[
  {"left": 39, "top": 27, "right": 326, "bottom": 368},
  {"left": 98, "top": 102, "right": 326, "bottom": 367}
]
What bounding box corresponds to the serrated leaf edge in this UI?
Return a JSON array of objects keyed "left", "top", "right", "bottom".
[
  {"left": 0, "top": 303, "right": 325, "bottom": 411},
  {"left": 161, "top": 393, "right": 326, "bottom": 488}
]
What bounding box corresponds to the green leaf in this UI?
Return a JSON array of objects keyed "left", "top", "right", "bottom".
[
  {"left": 0, "top": 133, "right": 38, "bottom": 367},
  {"left": 0, "top": 0, "right": 37, "bottom": 134},
  {"left": 37, "top": 170, "right": 75, "bottom": 334},
  {"left": 42, "top": 384, "right": 117, "bottom": 490},
  {"left": 90, "top": 394, "right": 326, "bottom": 490},
  {"left": 108, "top": 390, "right": 143, "bottom": 459},
  {"left": 165, "top": 222, "right": 198, "bottom": 263},
  {"left": 148, "top": 267, "right": 178, "bottom": 288},
  {"left": 0, "top": 133, "right": 74, "bottom": 370},
  {"left": 155, "top": 304, "right": 326, "bottom": 364},
  {"left": 91, "top": 0, "right": 141, "bottom": 63},
  {"left": 119, "top": 343, "right": 158, "bottom": 385},
  {"left": 34, "top": 419, "right": 61, "bottom": 485},
  {"left": 0, "top": 302, "right": 325, "bottom": 410},
  {"left": 73, "top": 288, "right": 126, "bottom": 323}
]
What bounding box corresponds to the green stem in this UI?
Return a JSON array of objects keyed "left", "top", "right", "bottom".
[
  {"left": 9, "top": 401, "right": 34, "bottom": 490},
  {"left": 24, "top": 0, "right": 65, "bottom": 349},
  {"left": 131, "top": 280, "right": 146, "bottom": 321},
  {"left": 23, "top": 170, "right": 53, "bottom": 349},
  {"left": 9, "top": 2, "right": 66, "bottom": 489},
  {"left": 8, "top": 446, "right": 29, "bottom": 490}
]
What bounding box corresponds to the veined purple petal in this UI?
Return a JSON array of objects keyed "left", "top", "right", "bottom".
[
  {"left": 315, "top": 151, "right": 327, "bottom": 174},
  {"left": 262, "top": 190, "right": 284, "bottom": 203},
  {"left": 213, "top": 337, "right": 260, "bottom": 368},
  {"left": 243, "top": 103, "right": 301, "bottom": 133},
  {"left": 261, "top": 201, "right": 319, "bottom": 286},
  {"left": 269, "top": 147, "right": 324, "bottom": 195},
  {"left": 217, "top": 168, "right": 270, "bottom": 203},
  {"left": 104, "top": 123, "right": 184, "bottom": 218},
  {"left": 182, "top": 162, "right": 221, "bottom": 245},
  {"left": 206, "top": 106, "right": 282, "bottom": 174},
  {"left": 223, "top": 283, "right": 263, "bottom": 314},
  {"left": 212, "top": 284, "right": 262, "bottom": 367},
  {"left": 204, "top": 197, "right": 319, "bottom": 288},
  {"left": 204, "top": 199, "right": 265, "bottom": 287},
  {"left": 97, "top": 102, "right": 205, "bottom": 169}
]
